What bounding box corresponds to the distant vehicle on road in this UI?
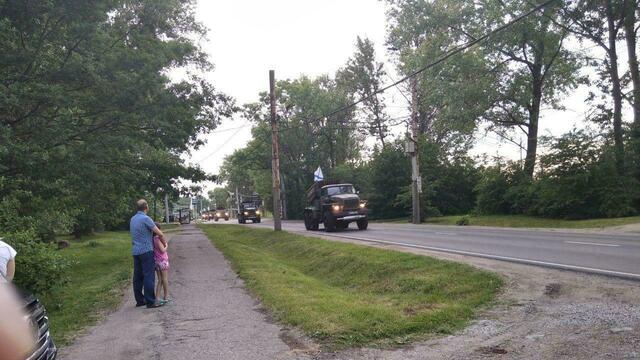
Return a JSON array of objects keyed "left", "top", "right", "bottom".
[
  {"left": 304, "top": 181, "right": 368, "bottom": 232},
  {"left": 214, "top": 209, "right": 229, "bottom": 222},
  {"left": 21, "top": 289, "right": 57, "bottom": 359},
  {"left": 237, "top": 194, "right": 262, "bottom": 224}
]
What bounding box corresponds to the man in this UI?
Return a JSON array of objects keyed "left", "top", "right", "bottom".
[{"left": 130, "top": 199, "right": 165, "bottom": 308}]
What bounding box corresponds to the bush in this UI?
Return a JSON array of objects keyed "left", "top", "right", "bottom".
[
  {"left": 456, "top": 215, "right": 470, "bottom": 226},
  {"left": 474, "top": 131, "right": 640, "bottom": 220},
  {"left": 5, "top": 230, "right": 71, "bottom": 295}
]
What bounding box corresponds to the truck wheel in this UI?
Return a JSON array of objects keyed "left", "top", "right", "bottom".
[
  {"left": 324, "top": 212, "right": 337, "bottom": 232},
  {"left": 225, "top": 217, "right": 229, "bottom": 221},
  {"left": 336, "top": 221, "right": 348, "bottom": 230},
  {"left": 256, "top": 217, "right": 261, "bottom": 223},
  {"left": 304, "top": 212, "right": 314, "bottom": 230},
  {"left": 214, "top": 218, "right": 219, "bottom": 222},
  {"left": 357, "top": 218, "right": 368, "bottom": 230}
]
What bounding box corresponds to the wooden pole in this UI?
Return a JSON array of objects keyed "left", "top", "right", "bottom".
[
  {"left": 270, "top": 70, "right": 282, "bottom": 231},
  {"left": 410, "top": 77, "right": 421, "bottom": 224}
]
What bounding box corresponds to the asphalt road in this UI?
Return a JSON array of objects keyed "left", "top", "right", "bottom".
[{"left": 245, "top": 219, "right": 640, "bottom": 280}]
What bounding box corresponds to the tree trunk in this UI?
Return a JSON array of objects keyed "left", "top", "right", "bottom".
[
  {"left": 625, "top": 1, "right": 640, "bottom": 126},
  {"left": 376, "top": 115, "right": 386, "bottom": 147},
  {"left": 606, "top": 0, "right": 625, "bottom": 174},
  {"left": 524, "top": 71, "right": 543, "bottom": 178},
  {"left": 624, "top": 0, "right": 640, "bottom": 176}
]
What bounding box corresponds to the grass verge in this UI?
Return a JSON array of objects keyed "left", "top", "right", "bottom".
[
  {"left": 199, "top": 224, "right": 502, "bottom": 348},
  {"left": 41, "top": 231, "right": 131, "bottom": 347},
  {"left": 382, "top": 214, "right": 640, "bottom": 229}
]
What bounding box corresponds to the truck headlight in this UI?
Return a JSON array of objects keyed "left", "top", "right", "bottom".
[
  {"left": 332, "top": 204, "right": 342, "bottom": 212},
  {"left": 359, "top": 202, "right": 367, "bottom": 209},
  {"left": 256, "top": 210, "right": 261, "bottom": 215},
  {"left": 244, "top": 211, "right": 248, "bottom": 215},
  {"left": 225, "top": 212, "right": 228, "bottom": 216}
]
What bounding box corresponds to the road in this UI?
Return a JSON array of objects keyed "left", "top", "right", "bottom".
[{"left": 245, "top": 219, "right": 640, "bottom": 280}]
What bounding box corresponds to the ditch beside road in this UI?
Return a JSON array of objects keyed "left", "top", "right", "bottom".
[
  {"left": 243, "top": 219, "right": 640, "bottom": 359},
  {"left": 253, "top": 219, "right": 640, "bottom": 280}
]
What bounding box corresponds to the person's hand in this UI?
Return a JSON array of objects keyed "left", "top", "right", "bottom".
[{"left": 0, "top": 286, "right": 35, "bottom": 360}]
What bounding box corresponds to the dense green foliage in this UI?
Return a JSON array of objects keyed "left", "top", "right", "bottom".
[
  {"left": 0, "top": 0, "right": 233, "bottom": 293},
  {"left": 475, "top": 130, "right": 640, "bottom": 219},
  {"left": 201, "top": 224, "right": 502, "bottom": 347},
  {"left": 218, "top": 0, "right": 640, "bottom": 223}
]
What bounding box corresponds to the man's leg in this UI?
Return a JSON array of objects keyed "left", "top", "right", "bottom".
[
  {"left": 132, "top": 255, "right": 145, "bottom": 306},
  {"left": 140, "top": 251, "right": 157, "bottom": 306}
]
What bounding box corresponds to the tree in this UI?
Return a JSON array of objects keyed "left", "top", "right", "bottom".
[
  {"left": 478, "top": 0, "right": 578, "bottom": 177},
  {"left": 337, "top": 37, "right": 391, "bottom": 147},
  {"left": 622, "top": 0, "right": 640, "bottom": 177},
  {"left": 384, "top": 0, "right": 497, "bottom": 151},
  {"left": 561, "top": 0, "right": 627, "bottom": 174},
  {"left": 0, "top": 0, "right": 234, "bottom": 238},
  {"left": 208, "top": 188, "right": 231, "bottom": 209}
]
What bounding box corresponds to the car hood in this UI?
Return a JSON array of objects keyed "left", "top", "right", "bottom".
[{"left": 330, "top": 194, "right": 360, "bottom": 202}]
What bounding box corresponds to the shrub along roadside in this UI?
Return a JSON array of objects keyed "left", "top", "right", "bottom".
[{"left": 200, "top": 224, "right": 503, "bottom": 348}]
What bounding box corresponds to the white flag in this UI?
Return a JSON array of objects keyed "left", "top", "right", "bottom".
[{"left": 314, "top": 166, "right": 324, "bottom": 182}]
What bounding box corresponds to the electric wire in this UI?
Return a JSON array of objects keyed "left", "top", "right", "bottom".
[
  {"left": 292, "top": 0, "right": 559, "bottom": 128},
  {"left": 197, "top": 125, "right": 247, "bottom": 163}
]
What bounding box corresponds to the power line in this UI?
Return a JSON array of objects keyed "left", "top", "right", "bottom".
[
  {"left": 197, "top": 125, "right": 246, "bottom": 163},
  {"left": 278, "top": 115, "right": 410, "bottom": 132},
  {"left": 209, "top": 124, "right": 251, "bottom": 134},
  {"left": 306, "top": 0, "right": 559, "bottom": 125}
]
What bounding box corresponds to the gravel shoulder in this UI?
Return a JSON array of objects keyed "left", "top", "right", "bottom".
[{"left": 312, "top": 233, "right": 640, "bottom": 359}]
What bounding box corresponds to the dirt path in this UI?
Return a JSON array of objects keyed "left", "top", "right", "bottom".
[{"left": 59, "top": 224, "right": 313, "bottom": 360}]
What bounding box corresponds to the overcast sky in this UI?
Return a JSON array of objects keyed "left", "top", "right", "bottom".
[{"left": 184, "top": 0, "right": 626, "bottom": 193}]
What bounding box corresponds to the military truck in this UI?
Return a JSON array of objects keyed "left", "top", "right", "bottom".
[
  {"left": 303, "top": 181, "right": 368, "bottom": 232},
  {"left": 237, "top": 194, "right": 262, "bottom": 224},
  {"left": 213, "top": 208, "right": 229, "bottom": 222}
]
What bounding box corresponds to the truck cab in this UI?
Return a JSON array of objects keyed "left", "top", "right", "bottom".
[
  {"left": 304, "top": 182, "right": 368, "bottom": 232},
  {"left": 237, "top": 195, "right": 262, "bottom": 224}
]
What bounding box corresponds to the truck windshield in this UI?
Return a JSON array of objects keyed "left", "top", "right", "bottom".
[{"left": 326, "top": 185, "right": 355, "bottom": 196}]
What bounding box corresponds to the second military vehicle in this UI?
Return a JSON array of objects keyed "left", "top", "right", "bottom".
[
  {"left": 303, "top": 181, "right": 368, "bottom": 232},
  {"left": 213, "top": 208, "right": 229, "bottom": 222},
  {"left": 237, "top": 194, "right": 262, "bottom": 224}
]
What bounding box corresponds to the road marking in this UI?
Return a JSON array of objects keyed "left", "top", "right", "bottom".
[
  {"left": 303, "top": 232, "right": 640, "bottom": 281},
  {"left": 565, "top": 241, "right": 620, "bottom": 247}
]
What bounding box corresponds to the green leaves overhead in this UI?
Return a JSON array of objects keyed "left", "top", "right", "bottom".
[{"left": 0, "top": 0, "right": 235, "bottom": 237}]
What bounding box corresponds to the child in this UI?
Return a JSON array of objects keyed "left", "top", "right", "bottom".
[{"left": 153, "top": 223, "right": 171, "bottom": 304}]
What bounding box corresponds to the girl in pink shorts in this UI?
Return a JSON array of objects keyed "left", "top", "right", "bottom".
[{"left": 153, "top": 223, "right": 170, "bottom": 304}]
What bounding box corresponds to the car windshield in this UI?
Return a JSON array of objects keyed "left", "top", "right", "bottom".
[{"left": 325, "top": 185, "right": 355, "bottom": 196}]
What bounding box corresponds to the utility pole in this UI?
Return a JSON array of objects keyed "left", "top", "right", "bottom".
[
  {"left": 236, "top": 186, "right": 240, "bottom": 218},
  {"left": 164, "top": 193, "right": 170, "bottom": 224},
  {"left": 269, "top": 70, "right": 282, "bottom": 231},
  {"left": 410, "top": 76, "right": 421, "bottom": 224},
  {"left": 281, "top": 174, "right": 287, "bottom": 220}
]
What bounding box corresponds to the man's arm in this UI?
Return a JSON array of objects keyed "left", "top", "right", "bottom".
[
  {"left": 5, "top": 259, "right": 14, "bottom": 283},
  {"left": 152, "top": 226, "right": 165, "bottom": 242}
]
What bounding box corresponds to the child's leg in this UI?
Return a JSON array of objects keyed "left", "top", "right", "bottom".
[
  {"left": 161, "top": 270, "right": 169, "bottom": 300},
  {"left": 155, "top": 269, "right": 163, "bottom": 299}
]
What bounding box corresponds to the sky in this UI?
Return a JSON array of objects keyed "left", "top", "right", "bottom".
[{"left": 183, "top": 0, "right": 629, "bottom": 193}]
